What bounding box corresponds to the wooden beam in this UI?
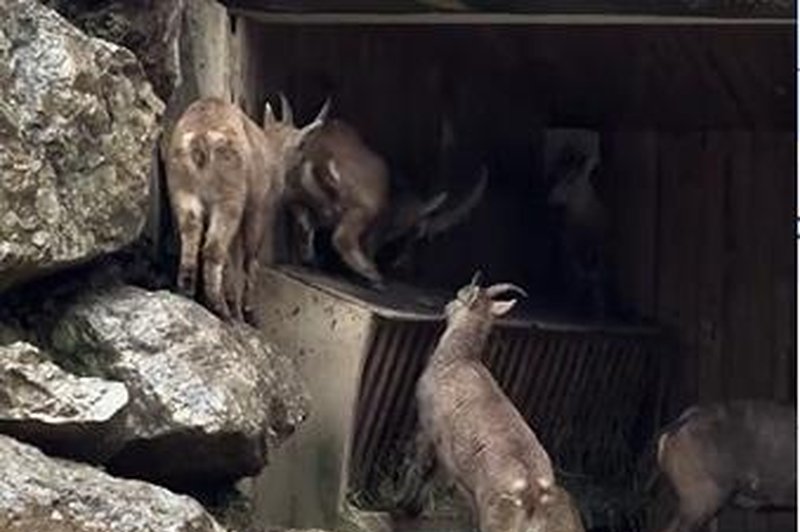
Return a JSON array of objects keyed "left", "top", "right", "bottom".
[{"left": 229, "top": 10, "right": 793, "bottom": 25}]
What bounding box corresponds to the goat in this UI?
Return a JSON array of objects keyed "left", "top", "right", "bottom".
[
  {"left": 411, "top": 274, "right": 584, "bottom": 532},
  {"left": 548, "top": 144, "right": 610, "bottom": 317},
  {"left": 283, "top": 105, "right": 487, "bottom": 287},
  {"left": 654, "top": 400, "right": 796, "bottom": 532},
  {"left": 166, "top": 95, "right": 328, "bottom": 320}
]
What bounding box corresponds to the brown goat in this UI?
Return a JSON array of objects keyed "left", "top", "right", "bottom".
[
  {"left": 286, "top": 117, "right": 389, "bottom": 285},
  {"left": 284, "top": 109, "right": 487, "bottom": 286},
  {"left": 412, "top": 275, "right": 584, "bottom": 532},
  {"left": 655, "top": 400, "right": 796, "bottom": 532},
  {"left": 166, "top": 95, "right": 328, "bottom": 320}
]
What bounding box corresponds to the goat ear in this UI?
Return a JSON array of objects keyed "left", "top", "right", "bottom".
[{"left": 490, "top": 299, "right": 517, "bottom": 316}]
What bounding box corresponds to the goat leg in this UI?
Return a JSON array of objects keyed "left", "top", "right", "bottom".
[
  {"left": 241, "top": 197, "right": 277, "bottom": 324},
  {"left": 224, "top": 231, "right": 246, "bottom": 322},
  {"left": 169, "top": 184, "right": 204, "bottom": 299},
  {"left": 202, "top": 201, "right": 243, "bottom": 320},
  {"left": 332, "top": 209, "right": 384, "bottom": 288}
]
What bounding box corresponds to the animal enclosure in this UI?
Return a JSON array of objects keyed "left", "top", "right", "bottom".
[{"left": 220, "top": 7, "right": 794, "bottom": 532}]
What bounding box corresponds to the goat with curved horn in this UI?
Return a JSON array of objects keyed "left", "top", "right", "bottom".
[{"left": 409, "top": 274, "right": 584, "bottom": 532}]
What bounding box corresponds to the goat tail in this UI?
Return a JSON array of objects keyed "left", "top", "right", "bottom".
[
  {"left": 185, "top": 131, "right": 242, "bottom": 172},
  {"left": 185, "top": 132, "right": 210, "bottom": 170}
]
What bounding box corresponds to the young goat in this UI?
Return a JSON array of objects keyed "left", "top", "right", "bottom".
[
  {"left": 166, "top": 95, "right": 328, "bottom": 320},
  {"left": 413, "top": 275, "right": 584, "bottom": 532},
  {"left": 548, "top": 141, "right": 610, "bottom": 317}
]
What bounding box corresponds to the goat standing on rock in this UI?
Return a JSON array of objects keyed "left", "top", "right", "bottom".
[
  {"left": 411, "top": 275, "right": 584, "bottom": 532},
  {"left": 166, "top": 95, "right": 328, "bottom": 321}
]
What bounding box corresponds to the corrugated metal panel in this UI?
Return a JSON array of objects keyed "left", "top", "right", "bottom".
[{"left": 348, "top": 316, "right": 664, "bottom": 502}]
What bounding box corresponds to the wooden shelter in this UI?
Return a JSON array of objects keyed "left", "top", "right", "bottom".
[{"left": 217, "top": 3, "right": 795, "bottom": 530}]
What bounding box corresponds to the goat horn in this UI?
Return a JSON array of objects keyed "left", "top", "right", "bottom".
[
  {"left": 263, "top": 99, "right": 276, "bottom": 126},
  {"left": 279, "top": 92, "right": 294, "bottom": 126},
  {"left": 425, "top": 165, "right": 488, "bottom": 238},
  {"left": 486, "top": 283, "right": 527, "bottom": 299},
  {"left": 299, "top": 97, "right": 331, "bottom": 136},
  {"left": 469, "top": 270, "right": 482, "bottom": 288},
  {"left": 313, "top": 96, "right": 331, "bottom": 124}
]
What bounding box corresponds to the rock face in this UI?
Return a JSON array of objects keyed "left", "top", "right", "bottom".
[
  {"left": 40, "top": 0, "right": 185, "bottom": 102},
  {"left": 0, "top": 434, "right": 225, "bottom": 532},
  {"left": 50, "top": 285, "right": 310, "bottom": 488},
  {"left": 0, "top": 341, "right": 129, "bottom": 461},
  {"left": 0, "top": 0, "right": 163, "bottom": 292}
]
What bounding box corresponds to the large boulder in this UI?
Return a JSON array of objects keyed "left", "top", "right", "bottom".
[
  {"left": 0, "top": 0, "right": 163, "bottom": 292},
  {"left": 0, "top": 341, "right": 129, "bottom": 462},
  {"left": 49, "top": 285, "right": 310, "bottom": 488},
  {"left": 0, "top": 434, "right": 225, "bottom": 532},
  {"left": 40, "top": 0, "right": 185, "bottom": 102}
]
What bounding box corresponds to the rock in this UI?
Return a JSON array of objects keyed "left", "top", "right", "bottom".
[
  {"left": 40, "top": 0, "right": 185, "bottom": 102},
  {"left": 0, "top": 341, "right": 129, "bottom": 462},
  {"left": 0, "top": 434, "right": 225, "bottom": 532},
  {"left": 49, "top": 284, "right": 310, "bottom": 488},
  {"left": 0, "top": 0, "right": 163, "bottom": 292}
]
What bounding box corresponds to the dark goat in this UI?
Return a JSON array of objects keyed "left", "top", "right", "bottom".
[
  {"left": 283, "top": 103, "right": 487, "bottom": 286},
  {"left": 655, "top": 400, "right": 796, "bottom": 532}
]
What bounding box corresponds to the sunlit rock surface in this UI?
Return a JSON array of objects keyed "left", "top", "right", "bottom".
[
  {"left": 0, "top": 341, "right": 129, "bottom": 461},
  {"left": 0, "top": 434, "right": 225, "bottom": 532},
  {"left": 0, "top": 0, "right": 163, "bottom": 291},
  {"left": 50, "top": 285, "right": 310, "bottom": 488}
]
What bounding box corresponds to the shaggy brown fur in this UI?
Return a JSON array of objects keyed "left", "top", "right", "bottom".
[
  {"left": 413, "top": 276, "right": 584, "bottom": 532},
  {"left": 166, "top": 96, "right": 327, "bottom": 320}
]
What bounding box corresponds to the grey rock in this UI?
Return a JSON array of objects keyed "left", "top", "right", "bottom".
[
  {"left": 40, "top": 0, "right": 185, "bottom": 101},
  {"left": 0, "top": 0, "right": 163, "bottom": 292},
  {"left": 0, "top": 341, "right": 129, "bottom": 461},
  {"left": 49, "top": 284, "right": 310, "bottom": 488},
  {"left": 0, "top": 433, "right": 225, "bottom": 532}
]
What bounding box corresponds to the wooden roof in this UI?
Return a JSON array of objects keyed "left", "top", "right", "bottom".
[{"left": 221, "top": 0, "right": 793, "bottom": 18}]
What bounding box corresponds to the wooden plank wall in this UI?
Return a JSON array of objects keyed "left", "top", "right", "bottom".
[{"left": 608, "top": 130, "right": 795, "bottom": 410}]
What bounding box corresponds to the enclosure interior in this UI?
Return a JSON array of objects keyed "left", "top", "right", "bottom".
[{"left": 236, "top": 17, "right": 794, "bottom": 413}]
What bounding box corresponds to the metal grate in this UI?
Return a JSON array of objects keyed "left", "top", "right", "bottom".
[{"left": 349, "top": 316, "right": 664, "bottom": 504}]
